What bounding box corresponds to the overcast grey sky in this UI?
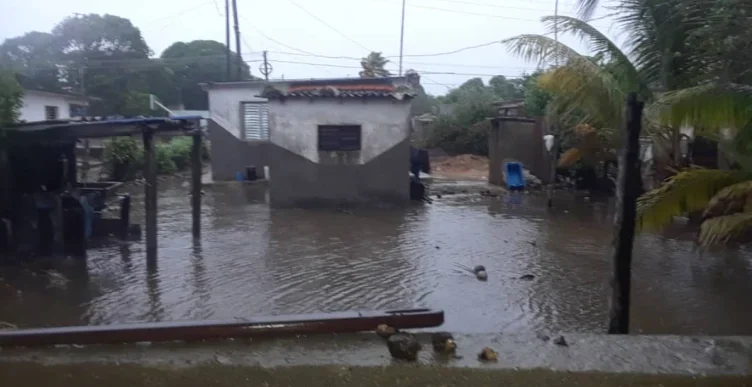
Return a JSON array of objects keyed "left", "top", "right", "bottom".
[{"left": 0, "top": 0, "right": 618, "bottom": 95}]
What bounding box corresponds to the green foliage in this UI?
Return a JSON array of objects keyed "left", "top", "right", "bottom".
[
  {"left": 155, "top": 143, "right": 177, "bottom": 174},
  {"left": 103, "top": 136, "right": 204, "bottom": 179},
  {"left": 359, "top": 52, "right": 391, "bottom": 78},
  {"left": 0, "top": 70, "right": 23, "bottom": 127},
  {"left": 522, "top": 70, "right": 552, "bottom": 117},
  {"left": 161, "top": 40, "right": 254, "bottom": 109},
  {"left": 424, "top": 78, "right": 497, "bottom": 155}
]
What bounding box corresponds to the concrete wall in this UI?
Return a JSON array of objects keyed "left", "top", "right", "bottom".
[
  {"left": 206, "top": 84, "right": 266, "bottom": 139},
  {"left": 488, "top": 117, "right": 550, "bottom": 186},
  {"left": 19, "top": 91, "right": 88, "bottom": 122},
  {"left": 267, "top": 98, "right": 412, "bottom": 208},
  {"left": 2, "top": 333, "right": 751, "bottom": 387},
  {"left": 205, "top": 83, "right": 268, "bottom": 180},
  {"left": 208, "top": 120, "right": 269, "bottom": 181}
]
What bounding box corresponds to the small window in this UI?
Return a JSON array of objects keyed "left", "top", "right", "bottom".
[
  {"left": 318, "top": 125, "right": 362, "bottom": 151},
  {"left": 241, "top": 102, "right": 269, "bottom": 140},
  {"left": 45, "top": 106, "right": 59, "bottom": 120}
]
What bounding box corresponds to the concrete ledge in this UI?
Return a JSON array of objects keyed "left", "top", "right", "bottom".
[{"left": 1, "top": 333, "right": 751, "bottom": 386}]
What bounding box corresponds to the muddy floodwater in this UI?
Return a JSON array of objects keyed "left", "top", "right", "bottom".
[{"left": 2, "top": 180, "right": 752, "bottom": 335}]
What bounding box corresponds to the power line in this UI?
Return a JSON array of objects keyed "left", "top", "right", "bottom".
[
  {"left": 268, "top": 58, "right": 527, "bottom": 78},
  {"left": 429, "top": 0, "right": 576, "bottom": 14},
  {"left": 286, "top": 0, "right": 372, "bottom": 52},
  {"left": 266, "top": 50, "right": 533, "bottom": 70},
  {"left": 141, "top": 1, "right": 215, "bottom": 28}
]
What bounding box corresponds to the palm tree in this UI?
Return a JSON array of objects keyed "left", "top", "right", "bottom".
[{"left": 359, "top": 52, "right": 391, "bottom": 78}]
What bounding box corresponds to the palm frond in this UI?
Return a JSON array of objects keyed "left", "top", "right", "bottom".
[
  {"left": 575, "top": 0, "right": 600, "bottom": 21},
  {"left": 558, "top": 148, "right": 582, "bottom": 168},
  {"left": 702, "top": 180, "right": 752, "bottom": 220},
  {"left": 699, "top": 212, "right": 752, "bottom": 246},
  {"left": 637, "top": 168, "right": 748, "bottom": 230},
  {"left": 652, "top": 83, "right": 752, "bottom": 129},
  {"left": 541, "top": 15, "right": 645, "bottom": 97},
  {"left": 501, "top": 34, "right": 583, "bottom": 67}
]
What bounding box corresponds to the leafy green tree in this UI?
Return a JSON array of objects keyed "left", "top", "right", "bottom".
[
  {"left": 0, "top": 32, "right": 60, "bottom": 92},
  {"left": 359, "top": 52, "right": 391, "bottom": 78},
  {"left": 160, "top": 40, "right": 252, "bottom": 110},
  {"left": 0, "top": 70, "right": 23, "bottom": 127},
  {"left": 488, "top": 75, "right": 525, "bottom": 101}
]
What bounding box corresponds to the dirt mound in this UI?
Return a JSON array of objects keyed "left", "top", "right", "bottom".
[
  {"left": 434, "top": 154, "right": 489, "bottom": 171},
  {"left": 432, "top": 154, "right": 489, "bottom": 180}
]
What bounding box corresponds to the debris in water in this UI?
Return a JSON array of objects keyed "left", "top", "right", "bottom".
[
  {"left": 375, "top": 324, "right": 397, "bottom": 339},
  {"left": 478, "top": 347, "right": 498, "bottom": 362},
  {"left": 436, "top": 194, "right": 442, "bottom": 199},
  {"left": 476, "top": 270, "right": 488, "bottom": 281},
  {"left": 435, "top": 246, "right": 440, "bottom": 249},
  {"left": 46, "top": 270, "right": 69, "bottom": 288},
  {"left": 553, "top": 335, "right": 568, "bottom": 347},
  {"left": 473, "top": 265, "right": 486, "bottom": 274},
  {"left": 528, "top": 241, "right": 537, "bottom": 247},
  {"left": 536, "top": 333, "right": 551, "bottom": 342},
  {"left": 387, "top": 333, "right": 422, "bottom": 361},
  {"left": 431, "top": 332, "right": 457, "bottom": 353},
  {"left": 519, "top": 274, "right": 535, "bottom": 281}
]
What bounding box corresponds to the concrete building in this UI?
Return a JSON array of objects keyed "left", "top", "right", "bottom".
[
  {"left": 19, "top": 89, "right": 89, "bottom": 122},
  {"left": 202, "top": 76, "right": 417, "bottom": 208},
  {"left": 488, "top": 117, "right": 552, "bottom": 186}
]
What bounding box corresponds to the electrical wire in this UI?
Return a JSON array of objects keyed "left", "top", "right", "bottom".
[{"left": 286, "top": 0, "right": 373, "bottom": 52}]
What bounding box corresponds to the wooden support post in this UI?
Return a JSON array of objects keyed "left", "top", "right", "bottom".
[
  {"left": 607, "top": 92, "right": 644, "bottom": 334},
  {"left": 120, "top": 194, "right": 131, "bottom": 240},
  {"left": 191, "top": 133, "right": 202, "bottom": 238},
  {"left": 142, "top": 129, "right": 158, "bottom": 260}
]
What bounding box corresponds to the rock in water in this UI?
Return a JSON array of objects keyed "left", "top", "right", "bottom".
[
  {"left": 473, "top": 265, "right": 486, "bottom": 274},
  {"left": 387, "top": 333, "right": 422, "bottom": 361},
  {"left": 431, "top": 332, "right": 457, "bottom": 353},
  {"left": 553, "top": 335, "right": 568, "bottom": 347},
  {"left": 478, "top": 347, "right": 498, "bottom": 362},
  {"left": 519, "top": 274, "right": 535, "bottom": 281},
  {"left": 375, "top": 324, "right": 397, "bottom": 339},
  {"left": 476, "top": 270, "right": 488, "bottom": 281}
]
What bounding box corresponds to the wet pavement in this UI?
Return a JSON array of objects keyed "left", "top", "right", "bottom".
[{"left": 2, "top": 179, "right": 752, "bottom": 335}]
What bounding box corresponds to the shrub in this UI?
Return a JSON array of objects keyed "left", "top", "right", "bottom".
[
  {"left": 168, "top": 137, "right": 193, "bottom": 170},
  {"left": 155, "top": 142, "right": 177, "bottom": 174},
  {"left": 103, "top": 137, "right": 143, "bottom": 181}
]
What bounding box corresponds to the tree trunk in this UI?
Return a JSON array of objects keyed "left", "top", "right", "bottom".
[{"left": 608, "top": 93, "right": 644, "bottom": 334}]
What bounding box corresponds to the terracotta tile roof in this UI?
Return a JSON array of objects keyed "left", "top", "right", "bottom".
[{"left": 261, "top": 82, "right": 414, "bottom": 100}]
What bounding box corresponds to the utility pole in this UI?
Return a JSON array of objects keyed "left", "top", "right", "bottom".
[
  {"left": 231, "top": 0, "right": 242, "bottom": 81},
  {"left": 79, "top": 61, "right": 91, "bottom": 182},
  {"left": 547, "top": 0, "right": 560, "bottom": 208},
  {"left": 225, "top": 0, "right": 231, "bottom": 81},
  {"left": 262, "top": 51, "right": 270, "bottom": 81},
  {"left": 398, "top": 0, "right": 406, "bottom": 76}
]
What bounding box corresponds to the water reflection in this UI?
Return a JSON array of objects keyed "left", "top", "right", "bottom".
[{"left": 1, "top": 183, "right": 752, "bottom": 335}]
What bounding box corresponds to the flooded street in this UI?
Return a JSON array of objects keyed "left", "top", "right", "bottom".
[{"left": 3, "top": 180, "right": 752, "bottom": 335}]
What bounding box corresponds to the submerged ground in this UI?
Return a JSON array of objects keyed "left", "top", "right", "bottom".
[{"left": 2, "top": 179, "right": 752, "bottom": 336}]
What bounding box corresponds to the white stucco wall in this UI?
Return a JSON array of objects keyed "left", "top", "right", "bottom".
[
  {"left": 206, "top": 85, "right": 266, "bottom": 139},
  {"left": 268, "top": 98, "right": 411, "bottom": 164},
  {"left": 19, "top": 91, "right": 88, "bottom": 122}
]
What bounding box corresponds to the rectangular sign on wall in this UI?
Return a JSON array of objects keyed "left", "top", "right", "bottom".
[{"left": 318, "top": 125, "right": 362, "bottom": 151}]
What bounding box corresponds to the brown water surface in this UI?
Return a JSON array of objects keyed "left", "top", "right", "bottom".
[{"left": 2, "top": 181, "right": 752, "bottom": 335}]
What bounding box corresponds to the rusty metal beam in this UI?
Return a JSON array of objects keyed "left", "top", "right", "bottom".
[{"left": 0, "top": 309, "right": 444, "bottom": 347}]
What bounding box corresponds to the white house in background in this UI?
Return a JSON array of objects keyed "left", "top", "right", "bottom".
[{"left": 19, "top": 89, "right": 89, "bottom": 122}]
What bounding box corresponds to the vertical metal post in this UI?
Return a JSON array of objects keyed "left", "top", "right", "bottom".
[
  {"left": 231, "top": 0, "right": 242, "bottom": 80},
  {"left": 398, "top": 0, "right": 406, "bottom": 76},
  {"left": 263, "top": 51, "right": 270, "bottom": 81},
  {"left": 142, "top": 129, "right": 158, "bottom": 260},
  {"left": 225, "top": 0, "right": 231, "bottom": 81},
  {"left": 607, "top": 92, "right": 644, "bottom": 334},
  {"left": 191, "top": 133, "right": 202, "bottom": 239}
]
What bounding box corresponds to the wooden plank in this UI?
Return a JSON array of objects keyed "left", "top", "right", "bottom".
[{"left": 0, "top": 309, "right": 444, "bottom": 347}]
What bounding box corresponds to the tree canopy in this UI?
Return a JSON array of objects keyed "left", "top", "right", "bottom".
[
  {"left": 359, "top": 52, "right": 391, "bottom": 78},
  {"left": 0, "top": 14, "right": 249, "bottom": 115}
]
